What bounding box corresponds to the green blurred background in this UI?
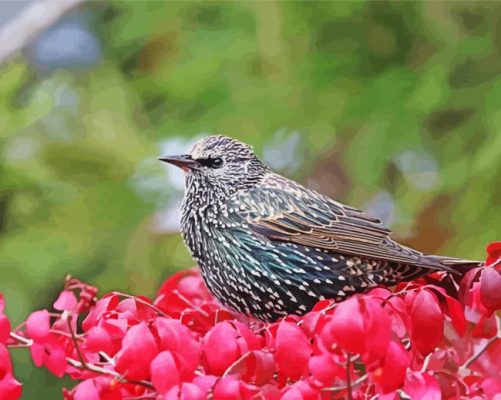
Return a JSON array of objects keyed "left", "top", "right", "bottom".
[{"left": 0, "top": 1, "right": 500, "bottom": 397}]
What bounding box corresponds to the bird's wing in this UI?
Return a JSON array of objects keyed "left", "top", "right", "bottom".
[{"left": 231, "top": 174, "right": 435, "bottom": 267}]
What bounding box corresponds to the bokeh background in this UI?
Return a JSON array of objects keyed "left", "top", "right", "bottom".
[{"left": 1, "top": 1, "right": 500, "bottom": 397}]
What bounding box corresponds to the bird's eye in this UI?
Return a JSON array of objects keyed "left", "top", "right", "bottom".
[
  {"left": 210, "top": 157, "right": 224, "bottom": 168},
  {"left": 198, "top": 157, "right": 224, "bottom": 168}
]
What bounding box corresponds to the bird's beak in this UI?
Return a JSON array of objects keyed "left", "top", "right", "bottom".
[{"left": 158, "top": 154, "right": 199, "bottom": 172}]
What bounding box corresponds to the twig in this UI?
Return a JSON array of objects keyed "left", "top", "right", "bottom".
[
  {"left": 173, "top": 289, "right": 209, "bottom": 317},
  {"left": 66, "top": 312, "right": 87, "bottom": 369},
  {"left": 66, "top": 357, "right": 154, "bottom": 389},
  {"left": 421, "top": 352, "right": 433, "bottom": 372},
  {"left": 222, "top": 351, "right": 252, "bottom": 377},
  {"left": 435, "top": 369, "right": 468, "bottom": 394},
  {"left": 113, "top": 292, "right": 170, "bottom": 318},
  {"left": 321, "top": 374, "right": 368, "bottom": 392},
  {"left": 124, "top": 395, "right": 157, "bottom": 400},
  {"left": 461, "top": 336, "right": 498, "bottom": 370},
  {"left": 9, "top": 331, "right": 33, "bottom": 347},
  {"left": 346, "top": 353, "right": 353, "bottom": 400}
]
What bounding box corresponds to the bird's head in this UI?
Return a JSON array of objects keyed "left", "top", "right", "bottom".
[{"left": 159, "top": 135, "right": 268, "bottom": 197}]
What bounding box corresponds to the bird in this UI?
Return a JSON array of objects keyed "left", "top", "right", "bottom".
[{"left": 159, "top": 135, "right": 480, "bottom": 321}]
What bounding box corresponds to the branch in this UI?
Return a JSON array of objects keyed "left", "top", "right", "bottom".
[
  {"left": 66, "top": 357, "right": 154, "bottom": 389},
  {"left": 461, "top": 336, "right": 498, "bottom": 371},
  {"left": 0, "top": 0, "right": 89, "bottom": 65},
  {"left": 346, "top": 353, "right": 353, "bottom": 400}
]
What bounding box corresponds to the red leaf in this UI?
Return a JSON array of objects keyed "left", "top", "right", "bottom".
[
  {"left": 202, "top": 321, "right": 239, "bottom": 376},
  {"left": 0, "top": 314, "right": 11, "bottom": 345},
  {"left": 404, "top": 371, "right": 441, "bottom": 400},
  {"left": 115, "top": 322, "right": 159, "bottom": 380},
  {"left": 241, "top": 350, "right": 275, "bottom": 386},
  {"left": 458, "top": 268, "right": 482, "bottom": 306},
  {"left": 232, "top": 321, "right": 262, "bottom": 353},
  {"left": 26, "top": 310, "right": 50, "bottom": 342},
  {"left": 486, "top": 241, "right": 501, "bottom": 266},
  {"left": 155, "top": 318, "right": 200, "bottom": 379},
  {"left": 0, "top": 371, "right": 22, "bottom": 400},
  {"left": 472, "top": 314, "right": 498, "bottom": 338},
  {"left": 308, "top": 353, "right": 343, "bottom": 384},
  {"left": 82, "top": 294, "right": 120, "bottom": 331},
  {"left": 322, "top": 297, "right": 365, "bottom": 354},
  {"left": 480, "top": 268, "right": 501, "bottom": 312},
  {"left": 372, "top": 341, "right": 410, "bottom": 393},
  {"left": 0, "top": 344, "right": 13, "bottom": 374},
  {"left": 444, "top": 295, "right": 466, "bottom": 336},
  {"left": 275, "top": 321, "right": 311, "bottom": 381},
  {"left": 150, "top": 351, "right": 179, "bottom": 393},
  {"left": 364, "top": 297, "right": 391, "bottom": 360},
  {"left": 411, "top": 290, "right": 444, "bottom": 356}
]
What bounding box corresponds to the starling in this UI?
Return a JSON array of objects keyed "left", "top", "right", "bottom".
[{"left": 159, "top": 135, "right": 480, "bottom": 321}]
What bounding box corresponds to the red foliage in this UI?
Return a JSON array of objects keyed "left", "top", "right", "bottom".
[{"left": 0, "top": 243, "right": 500, "bottom": 399}]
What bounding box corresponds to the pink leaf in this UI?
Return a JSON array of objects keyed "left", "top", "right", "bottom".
[
  {"left": 480, "top": 268, "right": 501, "bottom": 312},
  {"left": 281, "top": 380, "right": 319, "bottom": 400},
  {"left": 53, "top": 291, "right": 78, "bottom": 311},
  {"left": 115, "top": 322, "right": 158, "bottom": 380},
  {"left": 164, "top": 383, "right": 205, "bottom": 400},
  {"left": 84, "top": 326, "right": 113, "bottom": 355},
  {"left": 480, "top": 378, "right": 501, "bottom": 399},
  {"left": 192, "top": 375, "right": 218, "bottom": 397},
  {"left": 404, "top": 371, "right": 441, "bottom": 400},
  {"left": 275, "top": 321, "right": 311, "bottom": 381},
  {"left": 82, "top": 295, "right": 120, "bottom": 331},
  {"left": 150, "top": 351, "right": 179, "bottom": 393},
  {"left": 213, "top": 375, "right": 241, "bottom": 400},
  {"left": 26, "top": 310, "right": 50, "bottom": 342},
  {"left": 322, "top": 297, "right": 365, "bottom": 354},
  {"left": 372, "top": 341, "right": 410, "bottom": 393},
  {"left": 241, "top": 350, "right": 275, "bottom": 386},
  {"left": 44, "top": 341, "right": 67, "bottom": 378},
  {"left": 30, "top": 343, "right": 44, "bottom": 368},
  {"left": 202, "top": 322, "right": 239, "bottom": 376},
  {"left": 73, "top": 379, "right": 100, "bottom": 400}
]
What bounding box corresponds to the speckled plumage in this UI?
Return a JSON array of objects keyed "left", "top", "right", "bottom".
[{"left": 160, "top": 135, "right": 480, "bottom": 321}]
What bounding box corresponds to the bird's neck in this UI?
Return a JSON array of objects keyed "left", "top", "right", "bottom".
[{"left": 180, "top": 176, "right": 227, "bottom": 258}]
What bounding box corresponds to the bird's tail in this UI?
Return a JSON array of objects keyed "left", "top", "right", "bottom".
[{"left": 423, "top": 255, "right": 482, "bottom": 275}]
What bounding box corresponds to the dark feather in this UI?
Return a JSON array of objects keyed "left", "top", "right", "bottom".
[{"left": 236, "top": 174, "right": 473, "bottom": 272}]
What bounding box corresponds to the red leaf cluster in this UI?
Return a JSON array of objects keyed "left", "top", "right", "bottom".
[{"left": 0, "top": 243, "right": 500, "bottom": 399}]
